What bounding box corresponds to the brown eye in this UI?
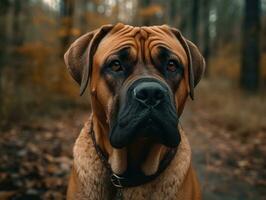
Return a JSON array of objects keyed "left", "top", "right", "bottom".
[
  {"left": 110, "top": 60, "right": 123, "bottom": 72},
  {"left": 167, "top": 60, "right": 178, "bottom": 72}
]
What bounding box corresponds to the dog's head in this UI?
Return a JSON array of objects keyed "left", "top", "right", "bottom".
[{"left": 65, "top": 23, "right": 205, "bottom": 175}]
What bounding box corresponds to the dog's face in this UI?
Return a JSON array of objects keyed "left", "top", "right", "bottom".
[
  {"left": 94, "top": 26, "right": 189, "bottom": 149},
  {"left": 65, "top": 23, "right": 204, "bottom": 175}
]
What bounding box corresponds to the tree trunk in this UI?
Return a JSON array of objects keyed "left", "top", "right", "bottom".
[
  {"left": 241, "top": 0, "right": 261, "bottom": 91},
  {"left": 11, "top": 0, "right": 24, "bottom": 82},
  {"left": 60, "top": 0, "right": 75, "bottom": 55},
  {"left": 178, "top": 0, "right": 191, "bottom": 37},
  {"left": 191, "top": 0, "right": 199, "bottom": 45},
  {"left": 0, "top": 0, "right": 10, "bottom": 118},
  {"left": 202, "top": 0, "right": 210, "bottom": 77},
  {"left": 140, "top": 0, "right": 151, "bottom": 26},
  {"left": 169, "top": 0, "right": 178, "bottom": 26}
]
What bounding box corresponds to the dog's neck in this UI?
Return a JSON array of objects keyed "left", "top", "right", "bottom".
[{"left": 73, "top": 116, "right": 191, "bottom": 198}]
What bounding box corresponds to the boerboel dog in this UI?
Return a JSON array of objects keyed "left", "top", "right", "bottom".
[{"left": 64, "top": 23, "right": 205, "bottom": 200}]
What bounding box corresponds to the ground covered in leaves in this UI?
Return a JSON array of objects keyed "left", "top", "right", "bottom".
[
  {"left": 0, "top": 81, "right": 265, "bottom": 200},
  {"left": 0, "top": 109, "right": 86, "bottom": 200}
]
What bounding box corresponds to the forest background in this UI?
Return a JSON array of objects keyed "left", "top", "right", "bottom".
[{"left": 0, "top": 0, "right": 265, "bottom": 199}]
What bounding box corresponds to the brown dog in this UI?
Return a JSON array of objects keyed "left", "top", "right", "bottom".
[{"left": 64, "top": 23, "right": 205, "bottom": 200}]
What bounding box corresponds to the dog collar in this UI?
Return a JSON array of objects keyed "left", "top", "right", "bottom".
[{"left": 89, "top": 121, "right": 177, "bottom": 188}]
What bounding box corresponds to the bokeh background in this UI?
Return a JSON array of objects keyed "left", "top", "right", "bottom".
[{"left": 0, "top": 0, "right": 265, "bottom": 199}]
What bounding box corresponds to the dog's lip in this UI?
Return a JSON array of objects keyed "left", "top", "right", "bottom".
[
  {"left": 110, "top": 116, "right": 179, "bottom": 148},
  {"left": 110, "top": 102, "right": 180, "bottom": 148},
  {"left": 118, "top": 107, "right": 151, "bottom": 128},
  {"left": 117, "top": 110, "right": 160, "bottom": 136}
]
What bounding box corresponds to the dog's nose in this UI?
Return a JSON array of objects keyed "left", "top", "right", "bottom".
[{"left": 133, "top": 82, "right": 167, "bottom": 107}]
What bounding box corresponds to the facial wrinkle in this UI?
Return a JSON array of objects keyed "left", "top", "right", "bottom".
[
  {"left": 133, "top": 29, "right": 142, "bottom": 63},
  {"left": 137, "top": 28, "right": 150, "bottom": 65},
  {"left": 149, "top": 26, "right": 172, "bottom": 38},
  {"left": 112, "top": 24, "right": 133, "bottom": 36},
  {"left": 143, "top": 27, "right": 171, "bottom": 65},
  {"left": 142, "top": 31, "right": 153, "bottom": 65}
]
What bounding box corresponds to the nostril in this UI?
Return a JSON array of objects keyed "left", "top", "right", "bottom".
[{"left": 135, "top": 88, "right": 148, "bottom": 101}]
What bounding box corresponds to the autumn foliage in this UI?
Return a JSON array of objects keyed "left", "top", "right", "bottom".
[{"left": 0, "top": 0, "right": 265, "bottom": 199}]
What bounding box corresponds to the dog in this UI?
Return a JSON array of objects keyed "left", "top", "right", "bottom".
[{"left": 64, "top": 23, "right": 205, "bottom": 200}]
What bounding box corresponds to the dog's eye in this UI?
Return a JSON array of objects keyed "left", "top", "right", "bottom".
[
  {"left": 110, "top": 60, "right": 123, "bottom": 72},
  {"left": 166, "top": 60, "right": 178, "bottom": 72}
]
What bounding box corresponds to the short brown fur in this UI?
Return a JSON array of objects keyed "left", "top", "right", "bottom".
[{"left": 64, "top": 23, "right": 204, "bottom": 200}]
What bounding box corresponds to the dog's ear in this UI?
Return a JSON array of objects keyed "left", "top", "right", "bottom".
[
  {"left": 170, "top": 28, "right": 205, "bottom": 100},
  {"left": 64, "top": 24, "right": 114, "bottom": 95}
]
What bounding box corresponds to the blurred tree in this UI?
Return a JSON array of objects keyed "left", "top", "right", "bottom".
[
  {"left": 214, "top": 0, "right": 243, "bottom": 49},
  {"left": 191, "top": 0, "right": 199, "bottom": 45},
  {"left": 12, "top": 0, "right": 23, "bottom": 47},
  {"left": 114, "top": 0, "right": 120, "bottom": 22},
  {"left": 60, "top": 0, "right": 75, "bottom": 54},
  {"left": 170, "top": 0, "right": 178, "bottom": 26},
  {"left": 138, "top": 0, "right": 164, "bottom": 26},
  {"left": 78, "top": 0, "right": 88, "bottom": 33},
  {"left": 140, "top": 0, "right": 152, "bottom": 26},
  {"left": 176, "top": 0, "right": 192, "bottom": 37},
  {"left": 241, "top": 0, "right": 261, "bottom": 91},
  {"left": 202, "top": 0, "right": 210, "bottom": 76},
  {"left": 11, "top": 0, "right": 26, "bottom": 89},
  {"left": 0, "top": 0, "right": 10, "bottom": 117}
]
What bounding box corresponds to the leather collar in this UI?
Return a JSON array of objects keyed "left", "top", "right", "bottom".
[{"left": 89, "top": 121, "right": 177, "bottom": 188}]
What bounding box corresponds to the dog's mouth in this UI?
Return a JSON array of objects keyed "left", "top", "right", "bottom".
[
  {"left": 110, "top": 106, "right": 179, "bottom": 148},
  {"left": 109, "top": 78, "right": 180, "bottom": 149}
]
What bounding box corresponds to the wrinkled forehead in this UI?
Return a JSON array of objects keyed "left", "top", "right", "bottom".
[{"left": 95, "top": 24, "right": 188, "bottom": 64}]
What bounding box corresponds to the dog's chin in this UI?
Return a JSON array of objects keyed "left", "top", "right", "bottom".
[{"left": 109, "top": 110, "right": 180, "bottom": 149}]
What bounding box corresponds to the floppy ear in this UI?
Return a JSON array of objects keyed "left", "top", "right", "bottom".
[
  {"left": 64, "top": 24, "right": 114, "bottom": 95},
  {"left": 170, "top": 28, "right": 205, "bottom": 100}
]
